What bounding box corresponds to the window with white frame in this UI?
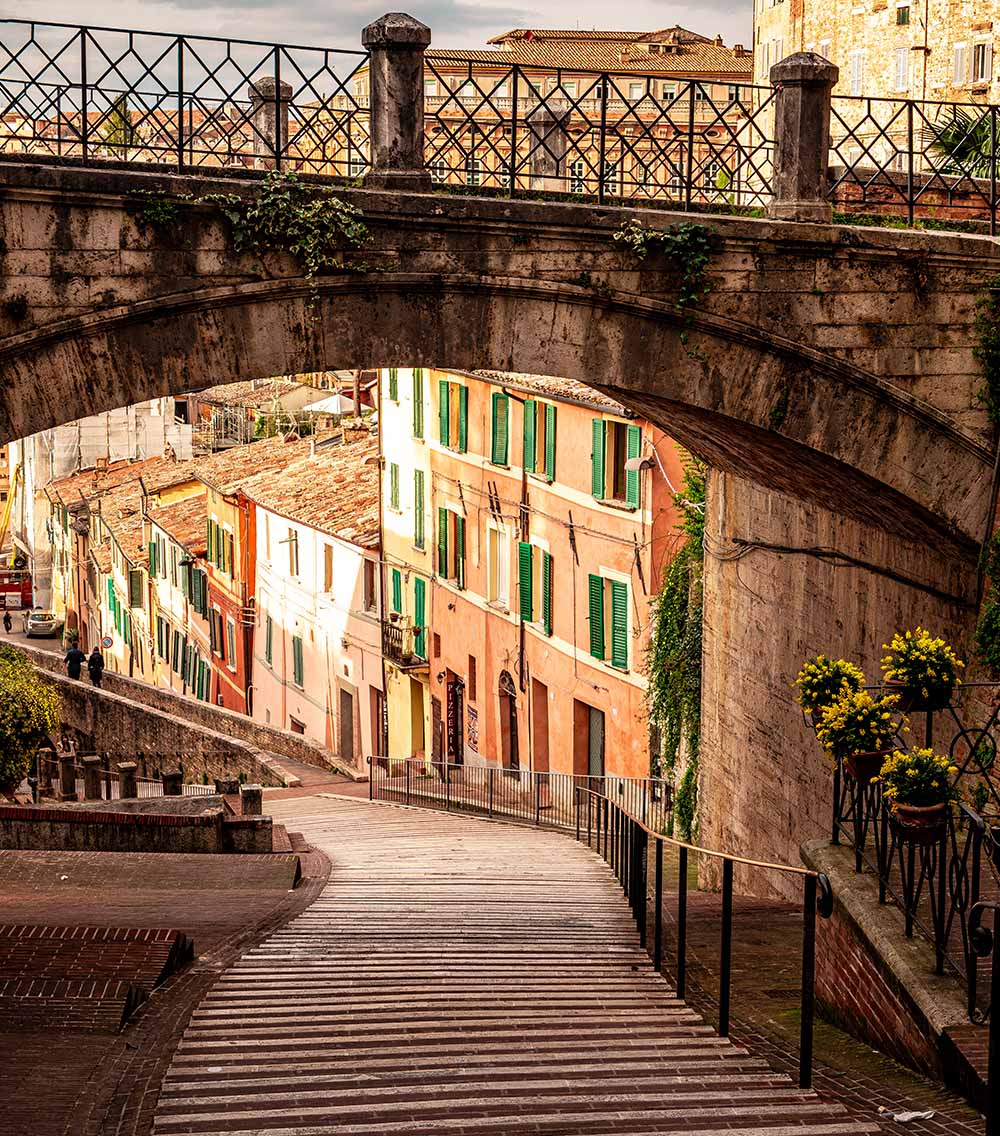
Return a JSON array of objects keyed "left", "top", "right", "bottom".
[
  {"left": 972, "top": 42, "right": 993, "bottom": 85},
  {"left": 486, "top": 524, "right": 510, "bottom": 608},
  {"left": 849, "top": 50, "right": 864, "bottom": 96},
  {"left": 628, "top": 81, "right": 645, "bottom": 102},
  {"left": 465, "top": 157, "right": 482, "bottom": 187},
  {"left": 347, "top": 156, "right": 368, "bottom": 180},
  {"left": 429, "top": 157, "right": 447, "bottom": 183},
  {"left": 602, "top": 160, "right": 620, "bottom": 195},
  {"left": 662, "top": 83, "right": 677, "bottom": 100},
  {"left": 954, "top": 43, "right": 968, "bottom": 85},
  {"left": 569, "top": 159, "right": 586, "bottom": 194},
  {"left": 894, "top": 47, "right": 909, "bottom": 92},
  {"left": 895, "top": 2, "right": 909, "bottom": 24},
  {"left": 562, "top": 80, "right": 578, "bottom": 98},
  {"left": 424, "top": 79, "right": 438, "bottom": 97}
]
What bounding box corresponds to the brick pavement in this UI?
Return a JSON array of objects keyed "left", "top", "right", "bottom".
[
  {"left": 0, "top": 846, "right": 330, "bottom": 1136},
  {"left": 154, "top": 796, "right": 882, "bottom": 1136}
]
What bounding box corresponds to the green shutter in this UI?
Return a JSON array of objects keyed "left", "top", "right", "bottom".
[
  {"left": 523, "top": 399, "right": 537, "bottom": 473},
  {"left": 391, "top": 568, "right": 402, "bottom": 613},
  {"left": 265, "top": 616, "right": 273, "bottom": 665},
  {"left": 227, "top": 533, "right": 235, "bottom": 576},
  {"left": 293, "top": 636, "right": 304, "bottom": 686},
  {"left": 625, "top": 424, "right": 642, "bottom": 508},
  {"left": 388, "top": 368, "right": 398, "bottom": 401},
  {"left": 458, "top": 385, "right": 468, "bottom": 453},
  {"left": 491, "top": 393, "right": 509, "bottom": 465},
  {"left": 610, "top": 580, "right": 629, "bottom": 669},
  {"left": 413, "top": 370, "right": 424, "bottom": 438},
  {"left": 107, "top": 577, "right": 115, "bottom": 615},
  {"left": 542, "top": 551, "right": 553, "bottom": 636},
  {"left": 389, "top": 463, "right": 399, "bottom": 510},
  {"left": 439, "top": 380, "right": 450, "bottom": 446},
  {"left": 455, "top": 515, "right": 466, "bottom": 590},
  {"left": 588, "top": 574, "right": 605, "bottom": 659},
  {"left": 518, "top": 541, "right": 533, "bottom": 622},
  {"left": 591, "top": 420, "right": 606, "bottom": 499},
  {"left": 148, "top": 540, "right": 157, "bottom": 578},
  {"left": 206, "top": 521, "right": 214, "bottom": 565},
  {"left": 414, "top": 470, "right": 425, "bottom": 548},
  {"left": 413, "top": 577, "right": 426, "bottom": 659},
  {"left": 438, "top": 508, "right": 449, "bottom": 576},
  {"left": 545, "top": 403, "right": 557, "bottom": 481}
]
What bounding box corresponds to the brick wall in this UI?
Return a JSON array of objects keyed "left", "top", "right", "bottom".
[{"left": 20, "top": 644, "right": 361, "bottom": 779}]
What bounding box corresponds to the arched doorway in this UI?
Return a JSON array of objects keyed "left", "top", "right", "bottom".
[{"left": 498, "top": 670, "right": 519, "bottom": 771}]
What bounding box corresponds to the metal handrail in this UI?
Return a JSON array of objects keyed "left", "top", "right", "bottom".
[{"left": 574, "top": 785, "right": 832, "bottom": 1091}]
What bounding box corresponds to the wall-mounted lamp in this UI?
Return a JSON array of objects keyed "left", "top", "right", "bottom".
[
  {"left": 436, "top": 671, "right": 446, "bottom": 683},
  {"left": 624, "top": 456, "right": 655, "bottom": 473},
  {"left": 447, "top": 602, "right": 456, "bottom": 611}
]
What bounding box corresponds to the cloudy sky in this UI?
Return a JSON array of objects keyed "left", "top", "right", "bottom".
[{"left": 3, "top": 0, "right": 753, "bottom": 51}]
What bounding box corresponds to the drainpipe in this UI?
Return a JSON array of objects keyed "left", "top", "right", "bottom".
[
  {"left": 376, "top": 375, "right": 389, "bottom": 759},
  {"left": 502, "top": 387, "right": 530, "bottom": 694}
]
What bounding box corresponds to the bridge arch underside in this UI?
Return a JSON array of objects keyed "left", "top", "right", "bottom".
[
  {"left": 0, "top": 273, "right": 986, "bottom": 886},
  {"left": 0, "top": 273, "right": 989, "bottom": 559}
]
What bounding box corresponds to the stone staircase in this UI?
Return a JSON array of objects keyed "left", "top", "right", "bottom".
[{"left": 154, "top": 798, "right": 883, "bottom": 1136}]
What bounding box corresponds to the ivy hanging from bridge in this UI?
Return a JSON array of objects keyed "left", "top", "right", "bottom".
[{"left": 646, "top": 455, "right": 706, "bottom": 841}]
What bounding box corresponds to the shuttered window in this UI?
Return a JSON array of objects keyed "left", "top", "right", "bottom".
[
  {"left": 457, "top": 386, "right": 468, "bottom": 452},
  {"left": 226, "top": 619, "right": 237, "bottom": 671},
  {"left": 414, "top": 470, "right": 425, "bottom": 549},
  {"left": 197, "top": 660, "right": 210, "bottom": 701},
  {"left": 455, "top": 515, "right": 466, "bottom": 589},
  {"left": 389, "top": 463, "right": 400, "bottom": 510},
  {"left": 265, "top": 615, "right": 273, "bottom": 665},
  {"left": 544, "top": 403, "right": 557, "bottom": 480},
  {"left": 388, "top": 367, "right": 398, "bottom": 401},
  {"left": 129, "top": 568, "right": 143, "bottom": 608},
  {"left": 591, "top": 420, "right": 605, "bottom": 498},
  {"left": 625, "top": 424, "right": 642, "bottom": 508},
  {"left": 518, "top": 541, "right": 533, "bottom": 622},
  {"left": 491, "top": 392, "right": 509, "bottom": 465},
  {"left": 437, "top": 507, "right": 448, "bottom": 576},
  {"left": 172, "top": 629, "right": 183, "bottom": 674},
  {"left": 148, "top": 539, "right": 158, "bottom": 578},
  {"left": 439, "top": 380, "right": 450, "bottom": 445},
  {"left": 588, "top": 574, "right": 605, "bottom": 659},
  {"left": 413, "top": 577, "right": 426, "bottom": 659},
  {"left": 391, "top": 568, "right": 402, "bottom": 614},
  {"left": 523, "top": 399, "right": 537, "bottom": 473},
  {"left": 610, "top": 580, "right": 629, "bottom": 669},
  {"left": 413, "top": 369, "right": 424, "bottom": 438},
  {"left": 292, "top": 635, "right": 304, "bottom": 687},
  {"left": 541, "top": 551, "right": 553, "bottom": 636}
]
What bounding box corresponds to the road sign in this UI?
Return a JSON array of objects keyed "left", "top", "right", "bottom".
[{"left": 100, "top": 636, "right": 113, "bottom": 649}]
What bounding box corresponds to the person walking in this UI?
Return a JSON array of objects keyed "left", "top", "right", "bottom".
[
  {"left": 64, "top": 643, "right": 87, "bottom": 679},
  {"left": 87, "top": 647, "right": 105, "bottom": 688},
  {"left": 2, "top": 610, "right": 11, "bottom": 633}
]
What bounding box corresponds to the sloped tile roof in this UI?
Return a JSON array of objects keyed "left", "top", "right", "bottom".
[
  {"left": 149, "top": 492, "right": 208, "bottom": 557},
  {"left": 191, "top": 430, "right": 341, "bottom": 495},
  {"left": 472, "top": 371, "right": 629, "bottom": 415}
]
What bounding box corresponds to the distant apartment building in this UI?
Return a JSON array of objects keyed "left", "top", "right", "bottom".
[
  {"left": 246, "top": 429, "right": 383, "bottom": 758},
  {"left": 378, "top": 367, "right": 685, "bottom": 780},
  {"left": 179, "top": 379, "right": 324, "bottom": 452},
  {"left": 7, "top": 400, "right": 192, "bottom": 610},
  {"left": 755, "top": 0, "right": 997, "bottom": 105}
]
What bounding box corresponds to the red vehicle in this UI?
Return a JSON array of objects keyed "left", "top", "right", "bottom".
[{"left": 0, "top": 567, "right": 32, "bottom": 611}]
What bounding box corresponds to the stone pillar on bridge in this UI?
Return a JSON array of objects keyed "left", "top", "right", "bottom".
[
  {"left": 248, "top": 77, "right": 293, "bottom": 168},
  {"left": 766, "top": 53, "right": 839, "bottom": 224},
  {"left": 117, "top": 761, "right": 138, "bottom": 800},
  {"left": 240, "top": 784, "right": 263, "bottom": 816},
  {"left": 362, "top": 13, "right": 432, "bottom": 191},
  {"left": 526, "top": 101, "right": 572, "bottom": 193},
  {"left": 82, "top": 756, "right": 103, "bottom": 801},
  {"left": 58, "top": 753, "right": 78, "bottom": 802}
]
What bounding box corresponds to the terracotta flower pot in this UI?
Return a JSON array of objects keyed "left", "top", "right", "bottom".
[
  {"left": 843, "top": 749, "right": 891, "bottom": 783},
  {"left": 884, "top": 678, "right": 953, "bottom": 714},
  {"left": 892, "top": 800, "right": 949, "bottom": 845}
]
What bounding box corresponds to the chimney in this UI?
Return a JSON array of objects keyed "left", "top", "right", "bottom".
[
  {"left": 734, "top": 44, "right": 748, "bottom": 57},
  {"left": 715, "top": 34, "right": 723, "bottom": 45}
]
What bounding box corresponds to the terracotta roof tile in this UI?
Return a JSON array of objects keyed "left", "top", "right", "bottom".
[
  {"left": 192, "top": 379, "right": 316, "bottom": 410},
  {"left": 472, "top": 371, "right": 629, "bottom": 414},
  {"left": 191, "top": 430, "right": 341, "bottom": 495},
  {"left": 239, "top": 433, "right": 380, "bottom": 550},
  {"left": 149, "top": 492, "right": 208, "bottom": 557},
  {"left": 48, "top": 456, "right": 197, "bottom": 508}
]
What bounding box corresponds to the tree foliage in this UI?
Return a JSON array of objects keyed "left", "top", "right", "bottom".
[
  {"left": 0, "top": 648, "right": 60, "bottom": 792},
  {"left": 101, "top": 94, "right": 137, "bottom": 153},
  {"left": 928, "top": 107, "right": 997, "bottom": 179}
]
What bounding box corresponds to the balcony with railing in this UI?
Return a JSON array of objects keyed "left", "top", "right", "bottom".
[{"left": 381, "top": 617, "right": 427, "bottom": 670}]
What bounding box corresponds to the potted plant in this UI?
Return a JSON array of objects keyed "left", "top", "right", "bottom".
[
  {"left": 881, "top": 627, "right": 964, "bottom": 712},
  {"left": 794, "top": 656, "right": 865, "bottom": 726},
  {"left": 877, "top": 747, "right": 959, "bottom": 843},
  {"left": 815, "top": 688, "right": 904, "bottom": 782}
]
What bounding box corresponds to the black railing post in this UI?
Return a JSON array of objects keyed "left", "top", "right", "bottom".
[
  {"left": 446, "top": 762, "right": 451, "bottom": 810},
  {"left": 799, "top": 873, "right": 818, "bottom": 1088},
  {"left": 906, "top": 99, "right": 914, "bottom": 227},
  {"left": 684, "top": 82, "right": 695, "bottom": 211},
  {"left": 719, "top": 858, "right": 734, "bottom": 1037},
  {"left": 80, "top": 28, "right": 89, "bottom": 161},
  {"left": 638, "top": 829, "right": 648, "bottom": 947},
  {"left": 535, "top": 775, "right": 541, "bottom": 826},
  {"left": 677, "top": 845, "right": 688, "bottom": 999},
  {"left": 509, "top": 66, "right": 519, "bottom": 197},
  {"left": 488, "top": 766, "right": 494, "bottom": 817},
  {"left": 832, "top": 762, "right": 841, "bottom": 844},
  {"left": 991, "top": 105, "right": 998, "bottom": 239},
  {"left": 653, "top": 839, "right": 663, "bottom": 972},
  {"left": 405, "top": 758, "right": 411, "bottom": 805},
  {"left": 597, "top": 74, "right": 608, "bottom": 206},
  {"left": 587, "top": 790, "right": 592, "bottom": 847},
  {"left": 368, "top": 756, "right": 373, "bottom": 800},
  {"left": 273, "top": 46, "right": 283, "bottom": 170},
  {"left": 176, "top": 36, "right": 185, "bottom": 171}
]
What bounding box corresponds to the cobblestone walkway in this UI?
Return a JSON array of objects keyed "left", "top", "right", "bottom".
[{"left": 154, "top": 797, "right": 882, "bottom": 1136}]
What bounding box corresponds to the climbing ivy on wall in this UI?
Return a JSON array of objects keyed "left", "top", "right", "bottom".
[
  {"left": 128, "top": 171, "right": 370, "bottom": 312},
  {"left": 646, "top": 455, "right": 706, "bottom": 840}
]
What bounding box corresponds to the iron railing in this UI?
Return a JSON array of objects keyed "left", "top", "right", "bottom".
[
  {"left": 423, "top": 57, "right": 776, "bottom": 207},
  {"left": 369, "top": 755, "right": 673, "bottom": 833},
  {"left": 969, "top": 901, "right": 1000, "bottom": 1136},
  {"left": 830, "top": 95, "right": 1000, "bottom": 233},
  {"left": 0, "top": 21, "right": 369, "bottom": 175},
  {"left": 574, "top": 786, "right": 832, "bottom": 1089}
]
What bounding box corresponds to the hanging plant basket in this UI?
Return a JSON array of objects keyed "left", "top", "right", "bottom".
[
  {"left": 883, "top": 678, "right": 953, "bottom": 714},
  {"left": 843, "top": 749, "right": 891, "bottom": 783},
  {"left": 891, "top": 801, "right": 949, "bottom": 845}
]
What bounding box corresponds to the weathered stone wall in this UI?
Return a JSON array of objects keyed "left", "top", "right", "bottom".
[
  {"left": 701, "top": 471, "right": 977, "bottom": 895},
  {"left": 0, "top": 803, "right": 273, "bottom": 854},
  {"left": 20, "top": 643, "right": 359, "bottom": 779}
]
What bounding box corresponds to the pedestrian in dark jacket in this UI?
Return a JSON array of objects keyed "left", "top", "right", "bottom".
[
  {"left": 87, "top": 648, "right": 105, "bottom": 687},
  {"left": 2, "top": 610, "right": 11, "bottom": 633},
  {"left": 64, "top": 645, "right": 87, "bottom": 679}
]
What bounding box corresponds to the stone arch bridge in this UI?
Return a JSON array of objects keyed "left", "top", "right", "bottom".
[{"left": 0, "top": 156, "right": 996, "bottom": 878}]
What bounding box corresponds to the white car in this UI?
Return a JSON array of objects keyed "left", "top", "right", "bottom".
[{"left": 22, "top": 610, "right": 64, "bottom": 638}]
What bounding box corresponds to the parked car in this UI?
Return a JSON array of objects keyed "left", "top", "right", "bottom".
[{"left": 22, "top": 609, "right": 64, "bottom": 638}]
